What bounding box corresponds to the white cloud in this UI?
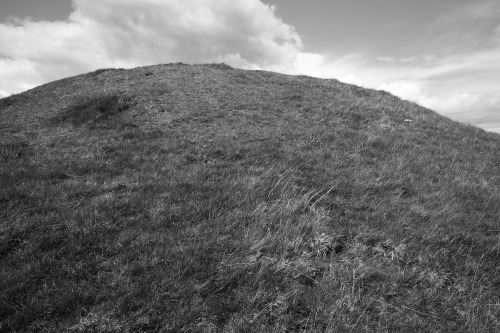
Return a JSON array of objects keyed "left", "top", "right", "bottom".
[
  {"left": 376, "top": 56, "right": 395, "bottom": 62},
  {"left": 376, "top": 54, "right": 436, "bottom": 64},
  {"left": 376, "top": 81, "right": 439, "bottom": 109},
  {"left": 481, "top": 125, "right": 500, "bottom": 134},
  {"left": 284, "top": 52, "right": 365, "bottom": 82},
  {"left": 493, "top": 25, "right": 500, "bottom": 43},
  {"left": 376, "top": 80, "right": 485, "bottom": 112},
  {"left": 0, "top": 0, "right": 303, "bottom": 95},
  {"left": 290, "top": 52, "right": 325, "bottom": 77},
  {"left": 422, "top": 54, "right": 436, "bottom": 61},
  {"left": 0, "top": 0, "right": 370, "bottom": 97},
  {"left": 400, "top": 56, "right": 417, "bottom": 63},
  {"left": 338, "top": 73, "right": 363, "bottom": 86}
]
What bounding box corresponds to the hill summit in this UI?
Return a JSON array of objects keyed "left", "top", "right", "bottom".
[{"left": 1, "top": 63, "right": 499, "bottom": 332}]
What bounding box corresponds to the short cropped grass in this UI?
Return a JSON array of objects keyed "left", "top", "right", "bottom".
[{"left": 1, "top": 63, "right": 499, "bottom": 332}]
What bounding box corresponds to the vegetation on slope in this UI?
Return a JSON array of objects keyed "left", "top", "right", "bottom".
[{"left": 1, "top": 63, "right": 500, "bottom": 332}]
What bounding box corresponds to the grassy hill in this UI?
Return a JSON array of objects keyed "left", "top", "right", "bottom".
[{"left": 1, "top": 63, "right": 499, "bottom": 332}]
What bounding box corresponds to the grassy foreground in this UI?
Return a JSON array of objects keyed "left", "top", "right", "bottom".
[{"left": 1, "top": 63, "right": 500, "bottom": 332}]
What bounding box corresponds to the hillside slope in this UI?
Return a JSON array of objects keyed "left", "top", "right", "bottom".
[{"left": 1, "top": 63, "right": 500, "bottom": 332}]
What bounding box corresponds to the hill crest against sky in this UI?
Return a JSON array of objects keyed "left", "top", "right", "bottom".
[
  {"left": 1, "top": 0, "right": 499, "bottom": 134},
  {"left": 1, "top": 62, "right": 493, "bottom": 134},
  {"left": 1, "top": 63, "right": 500, "bottom": 332}
]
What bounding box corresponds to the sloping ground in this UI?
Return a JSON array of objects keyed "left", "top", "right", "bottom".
[{"left": 1, "top": 63, "right": 499, "bottom": 332}]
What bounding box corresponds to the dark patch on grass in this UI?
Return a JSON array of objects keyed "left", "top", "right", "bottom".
[
  {"left": 0, "top": 236, "right": 23, "bottom": 257},
  {"left": 2, "top": 166, "right": 71, "bottom": 185},
  {"left": 51, "top": 93, "right": 132, "bottom": 126},
  {"left": 0, "top": 141, "right": 29, "bottom": 161},
  {"left": 0, "top": 187, "right": 31, "bottom": 212},
  {"left": 0, "top": 93, "right": 29, "bottom": 109}
]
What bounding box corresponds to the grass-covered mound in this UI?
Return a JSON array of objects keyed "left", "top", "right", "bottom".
[{"left": 1, "top": 63, "right": 499, "bottom": 332}]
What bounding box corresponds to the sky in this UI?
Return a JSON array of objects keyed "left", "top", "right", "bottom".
[{"left": 0, "top": 0, "right": 499, "bottom": 133}]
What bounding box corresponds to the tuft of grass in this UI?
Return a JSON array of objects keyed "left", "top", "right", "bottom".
[
  {"left": 0, "top": 141, "right": 29, "bottom": 161},
  {"left": 206, "top": 63, "right": 234, "bottom": 70},
  {"left": 86, "top": 68, "right": 126, "bottom": 77}
]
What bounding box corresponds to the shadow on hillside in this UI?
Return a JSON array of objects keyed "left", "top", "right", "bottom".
[{"left": 50, "top": 93, "right": 133, "bottom": 127}]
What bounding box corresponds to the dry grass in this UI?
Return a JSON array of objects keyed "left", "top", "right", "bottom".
[{"left": 1, "top": 63, "right": 499, "bottom": 332}]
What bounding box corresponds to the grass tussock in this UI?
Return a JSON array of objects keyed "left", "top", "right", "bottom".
[
  {"left": 86, "top": 68, "right": 126, "bottom": 77},
  {"left": 0, "top": 141, "right": 29, "bottom": 161},
  {"left": 1, "top": 63, "right": 499, "bottom": 332}
]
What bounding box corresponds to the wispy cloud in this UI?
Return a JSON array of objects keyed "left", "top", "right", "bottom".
[
  {"left": 376, "top": 56, "right": 395, "bottom": 62},
  {"left": 376, "top": 55, "right": 436, "bottom": 64},
  {"left": 419, "top": 0, "right": 500, "bottom": 54},
  {"left": 438, "top": 0, "right": 500, "bottom": 22},
  {"left": 368, "top": 47, "right": 500, "bottom": 127}
]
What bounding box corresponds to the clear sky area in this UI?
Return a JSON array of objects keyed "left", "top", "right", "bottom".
[
  {"left": 0, "top": 0, "right": 72, "bottom": 21},
  {"left": 1, "top": 0, "right": 499, "bottom": 132}
]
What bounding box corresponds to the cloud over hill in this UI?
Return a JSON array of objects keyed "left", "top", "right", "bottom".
[{"left": 0, "top": 0, "right": 305, "bottom": 96}]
